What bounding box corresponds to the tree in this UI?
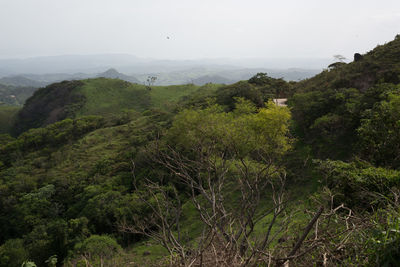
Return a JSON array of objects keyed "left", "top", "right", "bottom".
[
  {"left": 71, "top": 235, "right": 122, "bottom": 267},
  {"left": 333, "top": 54, "right": 346, "bottom": 62},
  {"left": 248, "top": 72, "right": 270, "bottom": 85},
  {"left": 146, "top": 76, "right": 157, "bottom": 90},
  {"left": 216, "top": 81, "right": 265, "bottom": 109},
  {"left": 357, "top": 90, "right": 400, "bottom": 168},
  {"left": 122, "top": 99, "right": 326, "bottom": 266},
  {"left": 0, "top": 239, "right": 29, "bottom": 267}
]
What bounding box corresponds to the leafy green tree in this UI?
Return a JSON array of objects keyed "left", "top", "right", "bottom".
[
  {"left": 357, "top": 91, "right": 400, "bottom": 168},
  {"left": 71, "top": 235, "right": 122, "bottom": 266},
  {"left": 248, "top": 72, "right": 271, "bottom": 85},
  {"left": 0, "top": 239, "right": 29, "bottom": 267},
  {"left": 126, "top": 99, "right": 295, "bottom": 265},
  {"left": 216, "top": 81, "right": 265, "bottom": 109},
  {"left": 290, "top": 87, "right": 362, "bottom": 158},
  {"left": 315, "top": 159, "right": 400, "bottom": 207},
  {"left": 333, "top": 54, "right": 346, "bottom": 62}
]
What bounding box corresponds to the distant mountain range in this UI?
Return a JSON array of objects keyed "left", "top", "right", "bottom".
[
  {"left": 0, "top": 54, "right": 331, "bottom": 75},
  {"left": 0, "top": 75, "right": 47, "bottom": 87},
  {"left": 0, "top": 69, "right": 139, "bottom": 88},
  {"left": 191, "top": 75, "right": 235, "bottom": 85},
  {"left": 0, "top": 65, "right": 321, "bottom": 105},
  {"left": 0, "top": 54, "right": 325, "bottom": 104},
  {"left": 0, "top": 66, "right": 320, "bottom": 88}
]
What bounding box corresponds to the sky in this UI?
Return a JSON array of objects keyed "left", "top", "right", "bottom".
[{"left": 0, "top": 0, "right": 399, "bottom": 60}]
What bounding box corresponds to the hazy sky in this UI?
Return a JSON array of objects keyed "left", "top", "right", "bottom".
[{"left": 0, "top": 0, "right": 399, "bottom": 60}]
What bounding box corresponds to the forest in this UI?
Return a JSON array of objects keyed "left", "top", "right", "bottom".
[{"left": 0, "top": 35, "right": 400, "bottom": 266}]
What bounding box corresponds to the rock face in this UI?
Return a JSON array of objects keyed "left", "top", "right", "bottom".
[{"left": 354, "top": 53, "right": 363, "bottom": 62}]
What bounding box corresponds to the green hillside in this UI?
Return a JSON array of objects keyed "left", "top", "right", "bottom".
[
  {"left": 294, "top": 35, "right": 400, "bottom": 94},
  {"left": 0, "top": 106, "right": 20, "bottom": 133},
  {"left": 289, "top": 34, "right": 400, "bottom": 159},
  {"left": 12, "top": 78, "right": 213, "bottom": 135},
  {"left": 74, "top": 78, "right": 151, "bottom": 116},
  {"left": 0, "top": 83, "right": 37, "bottom": 106},
  {"left": 1, "top": 36, "right": 400, "bottom": 267}
]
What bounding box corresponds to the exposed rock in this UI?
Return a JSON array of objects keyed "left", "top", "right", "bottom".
[{"left": 354, "top": 53, "right": 363, "bottom": 62}]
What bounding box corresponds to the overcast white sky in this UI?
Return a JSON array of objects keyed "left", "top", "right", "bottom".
[{"left": 0, "top": 0, "right": 399, "bottom": 60}]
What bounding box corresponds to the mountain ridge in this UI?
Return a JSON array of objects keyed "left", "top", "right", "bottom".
[{"left": 96, "top": 68, "right": 140, "bottom": 83}]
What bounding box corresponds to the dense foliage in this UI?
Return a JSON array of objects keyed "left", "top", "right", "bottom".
[
  {"left": 1, "top": 36, "right": 400, "bottom": 266},
  {"left": 0, "top": 83, "right": 37, "bottom": 106}
]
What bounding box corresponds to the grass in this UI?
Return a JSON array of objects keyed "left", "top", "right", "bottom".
[
  {"left": 128, "top": 242, "right": 168, "bottom": 266},
  {"left": 76, "top": 78, "right": 151, "bottom": 116},
  {"left": 129, "top": 166, "right": 322, "bottom": 266},
  {"left": 74, "top": 79, "right": 215, "bottom": 117},
  {"left": 149, "top": 84, "right": 200, "bottom": 110}
]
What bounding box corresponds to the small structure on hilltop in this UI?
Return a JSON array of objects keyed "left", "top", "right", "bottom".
[{"left": 273, "top": 98, "right": 287, "bottom": 107}]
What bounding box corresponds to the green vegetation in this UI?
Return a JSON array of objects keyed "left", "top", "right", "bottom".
[
  {"left": 1, "top": 36, "right": 400, "bottom": 266},
  {"left": 0, "top": 83, "right": 37, "bottom": 106},
  {"left": 10, "top": 78, "right": 219, "bottom": 135},
  {"left": 149, "top": 83, "right": 211, "bottom": 109},
  {"left": 75, "top": 78, "right": 151, "bottom": 116},
  {"left": 0, "top": 106, "right": 20, "bottom": 133}
]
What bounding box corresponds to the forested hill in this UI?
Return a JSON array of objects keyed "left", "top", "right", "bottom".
[
  {"left": 12, "top": 78, "right": 215, "bottom": 135},
  {"left": 0, "top": 83, "right": 37, "bottom": 106},
  {"left": 1, "top": 36, "right": 400, "bottom": 267},
  {"left": 294, "top": 34, "right": 400, "bottom": 93},
  {"left": 289, "top": 34, "right": 400, "bottom": 160}
]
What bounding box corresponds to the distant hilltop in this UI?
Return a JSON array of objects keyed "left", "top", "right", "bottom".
[{"left": 96, "top": 68, "right": 140, "bottom": 83}]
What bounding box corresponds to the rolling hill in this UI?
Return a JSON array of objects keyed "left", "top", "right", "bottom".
[
  {"left": 0, "top": 83, "right": 38, "bottom": 106},
  {"left": 96, "top": 68, "right": 140, "bottom": 83},
  {"left": 12, "top": 78, "right": 220, "bottom": 135},
  {"left": 191, "top": 75, "right": 235, "bottom": 85},
  {"left": 0, "top": 75, "right": 46, "bottom": 87},
  {"left": 293, "top": 35, "right": 400, "bottom": 93}
]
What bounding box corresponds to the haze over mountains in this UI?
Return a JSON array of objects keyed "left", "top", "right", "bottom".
[
  {"left": 0, "top": 54, "right": 326, "bottom": 88},
  {"left": 0, "top": 54, "right": 332, "bottom": 74},
  {"left": 0, "top": 53, "right": 331, "bottom": 110}
]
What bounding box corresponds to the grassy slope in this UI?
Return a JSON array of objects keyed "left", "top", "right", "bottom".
[
  {"left": 76, "top": 79, "right": 211, "bottom": 116},
  {"left": 149, "top": 84, "right": 201, "bottom": 109},
  {"left": 76, "top": 79, "right": 222, "bottom": 116},
  {"left": 10, "top": 78, "right": 221, "bottom": 135},
  {"left": 76, "top": 79, "right": 151, "bottom": 116}
]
